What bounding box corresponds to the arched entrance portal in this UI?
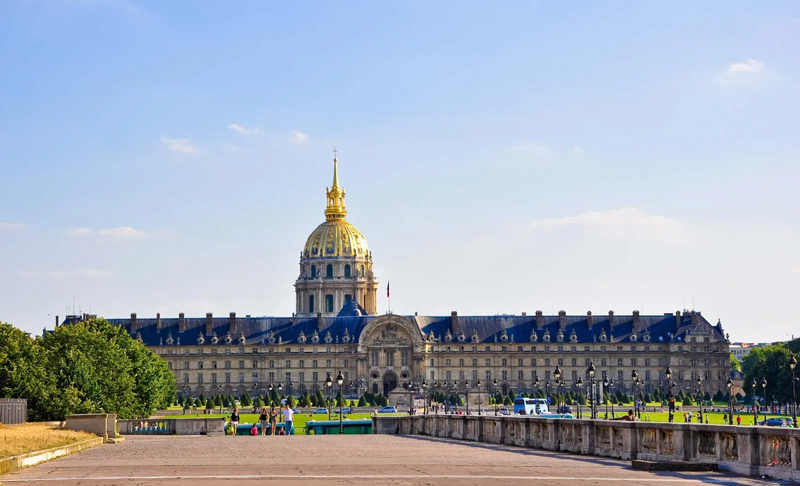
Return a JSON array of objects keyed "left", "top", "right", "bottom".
[{"left": 382, "top": 371, "right": 398, "bottom": 396}]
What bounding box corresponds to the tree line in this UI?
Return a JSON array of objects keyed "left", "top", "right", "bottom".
[{"left": 0, "top": 318, "right": 176, "bottom": 421}]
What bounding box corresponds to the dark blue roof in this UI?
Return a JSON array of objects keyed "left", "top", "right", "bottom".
[{"left": 62, "top": 309, "right": 725, "bottom": 348}]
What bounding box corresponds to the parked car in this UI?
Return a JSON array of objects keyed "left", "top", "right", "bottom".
[
  {"left": 377, "top": 406, "right": 397, "bottom": 413},
  {"left": 334, "top": 407, "right": 352, "bottom": 414},
  {"left": 498, "top": 407, "right": 511, "bottom": 415},
  {"left": 557, "top": 405, "right": 573, "bottom": 414},
  {"left": 312, "top": 408, "right": 329, "bottom": 415}
]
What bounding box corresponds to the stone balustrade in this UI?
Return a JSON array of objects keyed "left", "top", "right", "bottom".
[
  {"left": 117, "top": 417, "right": 225, "bottom": 436},
  {"left": 373, "top": 415, "right": 800, "bottom": 480}
]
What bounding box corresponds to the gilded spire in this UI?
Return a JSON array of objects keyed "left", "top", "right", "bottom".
[{"left": 325, "top": 153, "right": 347, "bottom": 221}]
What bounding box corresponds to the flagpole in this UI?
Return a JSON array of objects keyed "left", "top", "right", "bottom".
[{"left": 387, "top": 280, "right": 391, "bottom": 314}]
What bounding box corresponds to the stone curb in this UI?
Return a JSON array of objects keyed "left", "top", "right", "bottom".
[{"left": 0, "top": 437, "right": 103, "bottom": 476}]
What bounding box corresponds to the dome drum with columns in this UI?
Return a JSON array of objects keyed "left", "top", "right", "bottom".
[{"left": 294, "top": 157, "right": 379, "bottom": 317}]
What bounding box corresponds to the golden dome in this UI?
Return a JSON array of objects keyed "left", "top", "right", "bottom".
[{"left": 302, "top": 220, "right": 369, "bottom": 259}]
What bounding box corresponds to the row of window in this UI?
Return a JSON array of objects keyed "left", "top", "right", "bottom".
[
  {"left": 309, "top": 263, "right": 364, "bottom": 279},
  {"left": 182, "top": 371, "right": 350, "bottom": 385},
  {"left": 180, "top": 359, "right": 345, "bottom": 370},
  {"left": 427, "top": 369, "right": 726, "bottom": 383}
]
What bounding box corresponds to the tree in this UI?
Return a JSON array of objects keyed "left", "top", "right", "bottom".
[
  {"left": 336, "top": 390, "right": 344, "bottom": 407},
  {"left": 742, "top": 345, "right": 795, "bottom": 403},
  {"left": 357, "top": 395, "right": 367, "bottom": 407},
  {"left": 730, "top": 353, "right": 742, "bottom": 372},
  {"left": 205, "top": 399, "right": 214, "bottom": 410}
]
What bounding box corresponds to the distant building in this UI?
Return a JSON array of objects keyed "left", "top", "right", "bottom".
[
  {"left": 53, "top": 156, "right": 732, "bottom": 399},
  {"left": 730, "top": 342, "right": 781, "bottom": 362}
]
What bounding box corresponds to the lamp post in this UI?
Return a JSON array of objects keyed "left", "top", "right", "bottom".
[
  {"left": 464, "top": 380, "right": 470, "bottom": 415},
  {"left": 182, "top": 385, "right": 187, "bottom": 414},
  {"left": 545, "top": 380, "right": 551, "bottom": 408},
  {"left": 277, "top": 381, "right": 283, "bottom": 403},
  {"left": 268, "top": 382, "right": 274, "bottom": 409},
  {"left": 476, "top": 379, "right": 482, "bottom": 415},
  {"left": 751, "top": 379, "right": 758, "bottom": 425},
  {"left": 336, "top": 370, "right": 344, "bottom": 434},
  {"left": 493, "top": 378, "right": 499, "bottom": 415},
  {"left": 603, "top": 377, "right": 609, "bottom": 418},
  {"left": 324, "top": 372, "right": 333, "bottom": 421},
  {"left": 403, "top": 381, "right": 414, "bottom": 415},
  {"left": 696, "top": 377, "right": 703, "bottom": 424},
  {"left": 632, "top": 370, "right": 640, "bottom": 419},
  {"left": 421, "top": 379, "right": 429, "bottom": 415},
  {"left": 790, "top": 354, "right": 797, "bottom": 427},
  {"left": 576, "top": 377, "right": 584, "bottom": 418},
  {"left": 726, "top": 378, "right": 733, "bottom": 425},
  {"left": 665, "top": 367, "right": 674, "bottom": 423},
  {"left": 534, "top": 377, "right": 540, "bottom": 397},
  {"left": 761, "top": 378, "right": 767, "bottom": 424},
  {"left": 554, "top": 366, "right": 562, "bottom": 412},
  {"left": 587, "top": 362, "right": 596, "bottom": 419}
]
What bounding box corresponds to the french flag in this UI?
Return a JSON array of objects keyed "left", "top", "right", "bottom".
[{"left": 386, "top": 281, "right": 390, "bottom": 298}]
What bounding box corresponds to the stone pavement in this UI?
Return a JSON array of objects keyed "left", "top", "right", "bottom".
[{"left": 0, "top": 435, "right": 781, "bottom": 485}]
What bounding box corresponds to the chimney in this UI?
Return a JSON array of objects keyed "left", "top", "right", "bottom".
[
  {"left": 558, "top": 310, "right": 567, "bottom": 330},
  {"left": 130, "top": 313, "right": 138, "bottom": 333},
  {"left": 55, "top": 315, "right": 59, "bottom": 328},
  {"left": 632, "top": 310, "right": 640, "bottom": 332},
  {"left": 317, "top": 312, "right": 324, "bottom": 331},
  {"left": 521, "top": 312, "right": 527, "bottom": 317},
  {"left": 535, "top": 310, "right": 544, "bottom": 329},
  {"left": 690, "top": 310, "right": 699, "bottom": 325},
  {"left": 179, "top": 313, "right": 186, "bottom": 332},
  {"left": 608, "top": 310, "right": 615, "bottom": 328},
  {"left": 450, "top": 311, "right": 458, "bottom": 334},
  {"left": 230, "top": 312, "right": 237, "bottom": 335},
  {"left": 587, "top": 311, "right": 593, "bottom": 329},
  {"left": 156, "top": 313, "right": 163, "bottom": 330},
  {"left": 206, "top": 313, "right": 213, "bottom": 335}
]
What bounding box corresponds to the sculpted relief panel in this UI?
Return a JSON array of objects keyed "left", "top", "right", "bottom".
[{"left": 368, "top": 323, "right": 410, "bottom": 347}]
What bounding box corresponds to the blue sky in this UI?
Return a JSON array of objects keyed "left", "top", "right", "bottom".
[{"left": 1, "top": 1, "right": 798, "bottom": 342}]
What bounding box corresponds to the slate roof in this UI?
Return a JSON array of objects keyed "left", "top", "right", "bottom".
[{"left": 60, "top": 309, "right": 726, "bottom": 347}]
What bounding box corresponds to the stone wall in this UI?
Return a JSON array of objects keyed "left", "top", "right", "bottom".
[
  {"left": 373, "top": 415, "right": 800, "bottom": 480},
  {"left": 117, "top": 417, "right": 225, "bottom": 436}
]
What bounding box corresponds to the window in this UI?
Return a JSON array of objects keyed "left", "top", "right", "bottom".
[
  {"left": 531, "top": 358, "right": 537, "bottom": 366},
  {"left": 168, "top": 362, "right": 172, "bottom": 370},
  {"left": 431, "top": 370, "right": 435, "bottom": 380},
  {"left": 344, "top": 264, "right": 351, "bottom": 278},
  {"left": 557, "top": 358, "right": 563, "bottom": 366},
  {"left": 239, "top": 360, "right": 244, "bottom": 369},
  {"left": 473, "top": 370, "right": 479, "bottom": 381},
  {"left": 285, "top": 360, "right": 291, "bottom": 368},
  {"left": 269, "top": 372, "right": 275, "bottom": 383},
  {"left": 485, "top": 370, "right": 491, "bottom": 381},
  {"left": 309, "top": 295, "right": 315, "bottom": 313},
  {"left": 225, "top": 361, "right": 231, "bottom": 369},
  {"left": 286, "top": 372, "right": 291, "bottom": 383},
  {"left": 326, "top": 264, "right": 333, "bottom": 278},
  {"left": 571, "top": 358, "right": 576, "bottom": 366},
  {"left": 472, "top": 359, "right": 478, "bottom": 367},
  {"left": 184, "top": 374, "right": 189, "bottom": 384},
  {"left": 313, "top": 372, "right": 318, "bottom": 382},
  {"left": 459, "top": 359, "right": 464, "bottom": 367},
  {"left": 269, "top": 360, "right": 274, "bottom": 368},
  {"left": 225, "top": 373, "right": 231, "bottom": 383},
  {"left": 502, "top": 370, "right": 508, "bottom": 381},
  {"left": 198, "top": 361, "right": 204, "bottom": 369},
  {"left": 184, "top": 362, "right": 189, "bottom": 369},
  {"left": 371, "top": 351, "right": 378, "bottom": 367},
  {"left": 485, "top": 359, "right": 491, "bottom": 367},
  {"left": 212, "top": 373, "right": 217, "bottom": 383},
  {"left": 325, "top": 294, "right": 334, "bottom": 313},
  {"left": 253, "top": 360, "right": 258, "bottom": 368},
  {"left": 545, "top": 358, "right": 550, "bottom": 366},
  {"left": 517, "top": 359, "right": 523, "bottom": 366},
  {"left": 238, "top": 373, "right": 244, "bottom": 384},
  {"left": 197, "top": 373, "right": 203, "bottom": 384},
  {"left": 326, "top": 359, "right": 331, "bottom": 368},
  {"left": 253, "top": 372, "right": 258, "bottom": 383},
  {"left": 311, "top": 265, "right": 317, "bottom": 278},
  {"left": 445, "top": 359, "right": 451, "bottom": 366},
  {"left": 631, "top": 358, "right": 637, "bottom": 366},
  {"left": 572, "top": 370, "right": 578, "bottom": 381},
  {"left": 617, "top": 358, "right": 623, "bottom": 366},
  {"left": 618, "top": 371, "right": 623, "bottom": 382},
  {"left": 601, "top": 358, "right": 607, "bottom": 366},
  {"left": 359, "top": 265, "right": 365, "bottom": 276},
  {"left": 446, "top": 371, "right": 452, "bottom": 381},
  {"left": 430, "top": 359, "right": 434, "bottom": 366},
  {"left": 459, "top": 371, "right": 465, "bottom": 380},
  {"left": 518, "top": 370, "right": 523, "bottom": 380},
  {"left": 402, "top": 351, "right": 409, "bottom": 367},
  {"left": 501, "top": 358, "right": 507, "bottom": 366}
]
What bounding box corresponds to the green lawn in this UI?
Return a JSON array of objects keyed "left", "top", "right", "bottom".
[{"left": 172, "top": 412, "right": 407, "bottom": 435}]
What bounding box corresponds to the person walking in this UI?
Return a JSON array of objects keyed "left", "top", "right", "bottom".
[
  {"left": 736, "top": 415, "right": 741, "bottom": 426},
  {"left": 259, "top": 407, "right": 269, "bottom": 436},
  {"left": 282, "top": 403, "right": 294, "bottom": 436},
  {"left": 270, "top": 406, "right": 278, "bottom": 436},
  {"left": 230, "top": 407, "right": 240, "bottom": 436}
]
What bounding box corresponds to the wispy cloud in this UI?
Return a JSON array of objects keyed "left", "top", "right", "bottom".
[
  {"left": 227, "top": 123, "right": 260, "bottom": 135},
  {"left": 728, "top": 59, "right": 764, "bottom": 74},
  {"left": 289, "top": 130, "right": 309, "bottom": 144},
  {"left": 19, "top": 268, "right": 110, "bottom": 279},
  {"left": 0, "top": 223, "right": 26, "bottom": 231},
  {"left": 571, "top": 146, "right": 583, "bottom": 156},
  {"left": 65, "top": 226, "right": 149, "bottom": 239},
  {"left": 719, "top": 59, "right": 765, "bottom": 86},
  {"left": 530, "top": 207, "right": 688, "bottom": 243},
  {"left": 508, "top": 143, "right": 550, "bottom": 157},
  {"left": 160, "top": 136, "right": 201, "bottom": 154}
]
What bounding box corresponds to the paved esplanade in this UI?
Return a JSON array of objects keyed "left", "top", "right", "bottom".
[{"left": 1, "top": 436, "right": 771, "bottom": 485}]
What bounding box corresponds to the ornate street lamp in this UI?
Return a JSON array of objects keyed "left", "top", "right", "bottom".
[
  {"left": 324, "top": 372, "right": 333, "bottom": 420},
  {"left": 631, "top": 370, "right": 640, "bottom": 418},
  {"left": 554, "top": 366, "right": 562, "bottom": 412},
  {"left": 696, "top": 376, "right": 703, "bottom": 424},
  {"left": 790, "top": 355, "right": 797, "bottom": 427},
  {"left": 476, "top": 379, "right": 482, "bottom": 415},
  {"left": 587, "top": 361, "right": 596, "bottom": 419},
  {"left": 726, "top": 378, "right": 733, "bottom": 425},
  {"left": 403, "top": 381, "right": 415, "bottom": 416},
  {"left": 576, "top": 377, "right": 584, "bottom": 418},
  {"left": 493, "top": 378, "right": 499, "bottom": 415},
  {"left": 421, "top": 379, "right": 429, "bottom": 415},
  {"left": 534, "top": 377, "right": 540, "bottom": 397},
  {"left": 665, "top": 366, "right": 674, "bottom": 423},
  {"left": 761, "top": 377, "right": 767, "bottom": 424},
  {"left": 751, "top": 379, "right": 758, "bottom": 425},
  {"left": 336, "top": 370, "right": 345, "bottom": 434}
]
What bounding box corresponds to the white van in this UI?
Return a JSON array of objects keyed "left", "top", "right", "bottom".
[{"left": 513, "top": 398, "right": 549, "bottom": 415}]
